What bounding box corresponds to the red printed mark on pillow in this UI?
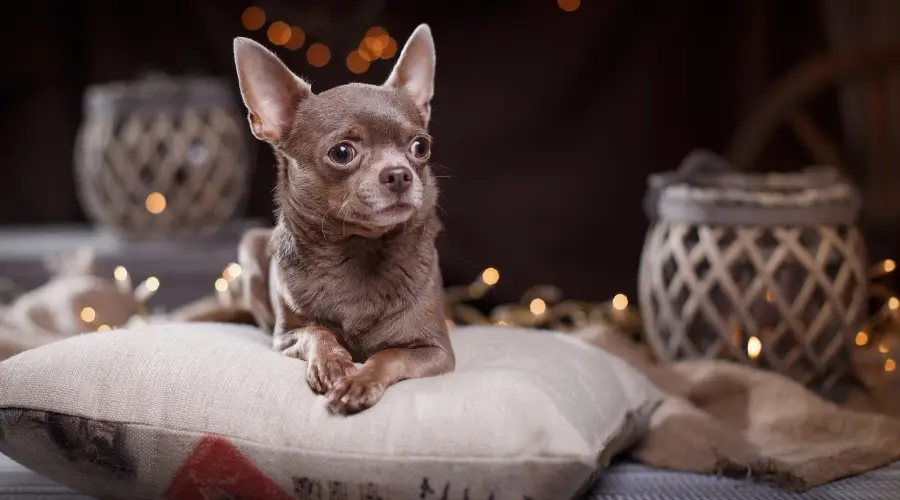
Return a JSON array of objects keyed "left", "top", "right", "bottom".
[{"left": 165, "top": 434, "right": 293, "bottom": 500}]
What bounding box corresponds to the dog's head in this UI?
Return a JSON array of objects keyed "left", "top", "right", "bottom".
[{"left": 233, "top": 25, "right": 438, "bottom": 237}]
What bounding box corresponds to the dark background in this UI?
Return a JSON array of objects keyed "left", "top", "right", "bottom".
[{"left": 0, "top": 0, "right": 887, "bottom": 306}]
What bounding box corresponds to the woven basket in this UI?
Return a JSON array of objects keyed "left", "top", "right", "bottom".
[
  {"left": 638, "top": 150, "right": 868, "bottom": 400},
  {"left": 74, "top": 74, "right": 251, "bottom": 239}
]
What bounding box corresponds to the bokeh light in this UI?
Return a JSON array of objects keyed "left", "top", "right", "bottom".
[
  {"left": 307, "top": 43, "right": 331, "bottom": 67},
  {"left": 558, "top": 0, "right": 581, "bottom": 12},
  {"left": 241, "top": 7, "right": 266, "bottom": 31},
  {"left": 346, "top": 51, "right": 370, "bottom": 74},
  {"left": 80, "top": 307, "right": 96, "bottom": 323},
  {"left": 145, "top": 192, "right": 166, "bottom": 214},
  {"left": 267, "top": 21, "right": 292, "bottom": 45},
  {"left": 381, "top": 37, "right": 398, "bottom": 59},
  {"left": 747, "top": 336, "right": 762, "bottom": 359},
  {"left": 285, "top": 26, "right": 306, "bottom": 50},
  {"left": 482, "top": 267, "right": 500, "bottom": 286}
]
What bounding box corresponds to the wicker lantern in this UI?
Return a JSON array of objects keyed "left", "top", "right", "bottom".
[
  {"left": 638, "top": 150, "right": 868, "bottom": 400},
  {"left": 74, "top": 74, "right": 251, "bottom": 239}
]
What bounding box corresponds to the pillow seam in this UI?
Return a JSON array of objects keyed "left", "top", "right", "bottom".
[{"left": 0, "top": 406, "right": 599, "bottom": 465}]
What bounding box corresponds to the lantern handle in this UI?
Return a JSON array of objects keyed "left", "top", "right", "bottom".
[{"left": 644, "top": 149, "right": 734, "bottom": 220}]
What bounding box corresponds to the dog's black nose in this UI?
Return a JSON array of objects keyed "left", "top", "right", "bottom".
[{"left": 379, "top": 166, "right": 413, "bottom": 194}]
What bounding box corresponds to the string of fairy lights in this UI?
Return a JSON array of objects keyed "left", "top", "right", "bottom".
[
  {"left": 201, "top": 255, "right": 900, "bottom": 375},
  {"left": 857, "top": 258, "right": 899, "bottom": 373},
  {"left": 725, "top": 258, "right": 900, "bottom": 374},
  {"left": 29, "top": 251, "right": 900, "bottom": 379},
  {"left": 75, "top": 266, "right": 160, "bottom": 332},
  {"left": 202, "top": 261, "right": 641, "bottom": 338}
]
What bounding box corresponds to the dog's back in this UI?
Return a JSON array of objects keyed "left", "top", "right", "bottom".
[{"left": 173, "top": 227, "right": 274, "bottom": 329}]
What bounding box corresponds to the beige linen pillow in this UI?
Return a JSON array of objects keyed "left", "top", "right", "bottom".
[{"left": 0, "top": 323, "right": 662, "bottom": 500}]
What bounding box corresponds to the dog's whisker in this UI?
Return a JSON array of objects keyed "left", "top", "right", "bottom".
[
  {"left": 428, "top": 162, "right": 454, "bottom": 174},
  {"left": 337, "top": 199, "right": 351, "bottom": 237},
  {"left": 320, "top": 207, "right": 331, "bottom": 241}
]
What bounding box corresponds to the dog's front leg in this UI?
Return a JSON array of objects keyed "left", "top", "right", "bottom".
[
  {"left": 326, "top": 341, "right": 454, "bottom": 414},
  {"left": 269, "top": 260, "right": 358, "bottom": 394},
  {"left": 272, "top": 291, "right": 357, "bottom": 394},
  {"left": 275, "top": 324, "right": 358, "bottom": 395},
  {"left": 326, "top": 286, "right": 455, "bottom": 415}
]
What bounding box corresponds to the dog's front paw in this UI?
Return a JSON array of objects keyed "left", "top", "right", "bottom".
[
  {"left": 306, "top": 351, "right": 357, "bottom": 395},
  {"left": 326, "top": 371, "right": 387, "bottom": 415}
]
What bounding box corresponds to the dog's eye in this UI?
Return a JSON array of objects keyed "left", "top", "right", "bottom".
[
  {"left": 410, "top": 137, "right": 431, "bottom": 159},
  {"left": 328, "top": 143, "right": 356, "bottom": 165}
]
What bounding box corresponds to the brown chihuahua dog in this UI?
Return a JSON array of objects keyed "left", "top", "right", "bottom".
[{"left": 229, "top": 24, "right": 454, "bottom": 415}]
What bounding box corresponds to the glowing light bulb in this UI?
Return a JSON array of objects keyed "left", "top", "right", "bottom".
[
  {"left": 145, "top": 277, "right": 160, "bottom": 292},
  {"left": 370, "top": 35, "right": 388, "bottom": 52},
  {"left": 365, "top": 26, "right": 387, "bottom": 38},
  {"left": 241, "top": 7, "right": 266, "bottom": 31},
  {"left": 530, "top": 298, "right": 547, "bottom": 315},
  {"left": 284, "top": 26, "right": 306, "bottom": 50},
  {"left": 96, "top": 324, "right": 111, "bottom": 332},
  {"left": 889, "top": 297, "right": 900, "bottom": 310},
  {"left": 215, "top": 278, "right": 229, "bottom": 292},
  {"left": 306, "top": 43, "right": 331, "bottom": 67},
  {"left": 381, "top": 37, "right": 398, "bottom": 59},
  {"left": 346, "top": 50, "right": 370, "bottom": 74},
  {"left": 558, "top": 0, "right": 581, "bottom": 12},
  {"left": 80, "top": 307, "right": 96, "bottom": 323},
  {"left": 885, "top": 358, "right": 896, "bottom": 373},
  {"left": 747, "top": 336, "right": 762, "bottom": 359},
  {"left": 114, "top": 266, "right": 128, "bottom": 281},
  {"left": 223, "top": 262, "right": 242, "bottom": 281},
  {"left": 357, "top": 43, "right": 378, "bottom": 62},
  {"left": 855, "top": 331, "right": 869, "bottom": 346},
  {"left": 481, "top": 267, "right": 500, "bottom": 286},
  {"left": 885, "top": 259, "right": 896, "bottom": 273},
  {"left": 612, "top": 294, "right": 628, "bottom": 310},
  {"left": 145, "top": 192, "right": 166, "bottom": 214},
  {"left": 267, "top": 21, "right": 291, "bottom": 45},
  {"left": 361, "top": 33, "right": 388, "bottom": 59}
]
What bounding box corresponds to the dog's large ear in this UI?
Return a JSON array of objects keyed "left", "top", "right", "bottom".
[
  {"left": 384, "top": 24, "right": 435, "bottom": 126},
  {"left": 233, "top": 37, "right": 311, "bottom": 143}
]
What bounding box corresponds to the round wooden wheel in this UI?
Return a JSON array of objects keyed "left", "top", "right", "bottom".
[{"left": 727, "top": 43, "right": 900, "bottom": 173}]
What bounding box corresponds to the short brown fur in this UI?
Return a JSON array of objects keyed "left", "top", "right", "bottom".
[{"left": 216, "top": 24, "right": 454, "bottom": 414}]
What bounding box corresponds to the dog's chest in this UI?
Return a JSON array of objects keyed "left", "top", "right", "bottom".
[{"left": 281, "top": 246, "right": 422, "bottom": 338}]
